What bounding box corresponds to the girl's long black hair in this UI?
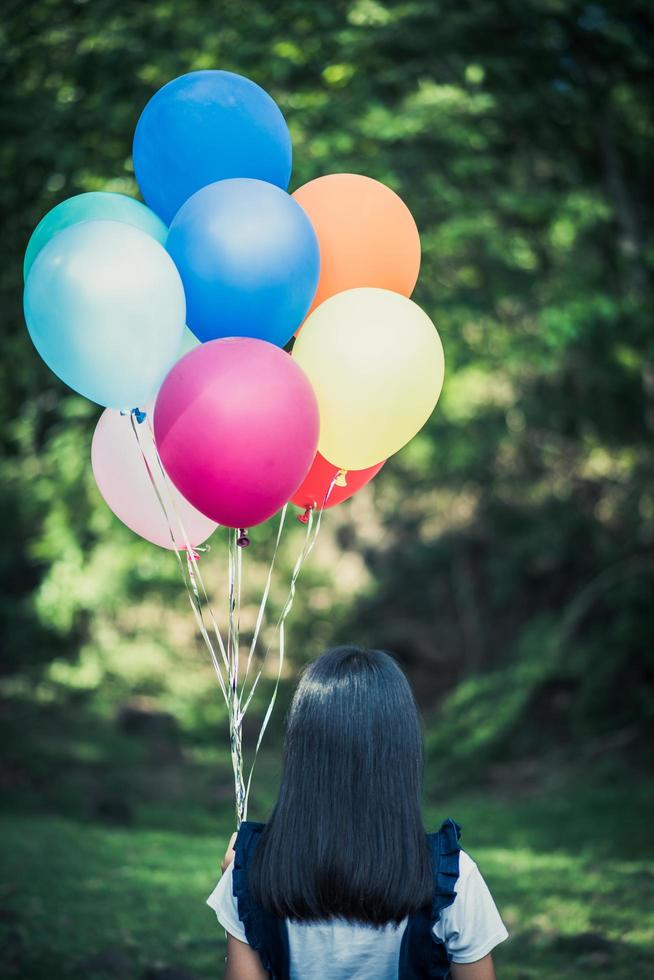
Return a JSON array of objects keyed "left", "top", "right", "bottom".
[{"left": 249, "top": 646, "right": 433, "bottom": 926}]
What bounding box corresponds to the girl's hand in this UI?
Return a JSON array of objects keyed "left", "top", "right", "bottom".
[{"left": 221, "top": 831, "right": 237, "bottom": 873}]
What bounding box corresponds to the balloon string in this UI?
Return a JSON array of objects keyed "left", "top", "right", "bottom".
[
  {"left": 131, "top": 419, "right": 249, "bottom": 821},
  {"left": 128, "top": 416, "right": 229, "bottom": 700},
  {"left": 234, "top": 531, "right": 246, "bottom": 824},
  {"left": 143, "top": 417, "right": 229, "bottom": 675},
  {"left": 240, "top": 504, "right": 288, "bottom": 698},
  {"left": 129, "top": 413, "right": 335, "bottom": 825},
  {"left": 183, "top": 550, "right": 228, "bottom": 704},
  {"left": 239, "top": 510, "right": 313, "bottom": 720},
  {"left": 227, "top": 527, "right": 246, "bottom": 825},
  {"left": 133, "top": 417, "right": 248, "bottom": 823},
  {"left": 242, "top": 474, "right": 337, "bottom": 816},
  {"left": 241, "top": 475, "right": 336, "bottom": 713},
  {"left": 127, "top": 417, "right": 267, "bottom": 824},
  {"left": 144, "top": 419, "right": 229, "bottom": 677}
]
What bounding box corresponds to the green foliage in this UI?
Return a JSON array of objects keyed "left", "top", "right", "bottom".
[{"left": 2, "top": 0, "right": 653, "bottom": 821}]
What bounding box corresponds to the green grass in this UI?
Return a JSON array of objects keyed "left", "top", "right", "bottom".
[
  {"left": 1, "top": 780, "right": 653, "bottom": 979},
  {"left": 1, "top": 696, "right": 652, "bottom": 978},
  {"left": 0, "top": 816, "right": 226, "bottom": 979}
]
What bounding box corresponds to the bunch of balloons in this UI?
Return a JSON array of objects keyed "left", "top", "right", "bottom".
[{"left": 23, "top": 69, "right": 445, "bottom": 543}]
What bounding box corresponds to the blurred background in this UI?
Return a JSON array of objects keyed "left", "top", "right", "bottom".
[{"left": 1, "top": 1, "right": 653, "bottom": 978}]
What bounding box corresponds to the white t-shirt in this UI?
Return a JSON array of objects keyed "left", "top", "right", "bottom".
[{"left": 207, "top": 850, "right": 508, "bottom": 978}]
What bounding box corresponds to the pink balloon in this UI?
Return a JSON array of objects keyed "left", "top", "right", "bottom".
[
  {"left": 154, "top": 338, "right": 320, "bottom": 528},
  {"left": 91, "top": 408, "right": 218, "bottom": 549}
]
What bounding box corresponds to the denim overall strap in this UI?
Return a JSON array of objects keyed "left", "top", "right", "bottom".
[
  {"left": 398, "top": 818, "right": 461, "bottom": 979},
  {"left": 232, "top": 821, "right": 290, "bottom": 979}
]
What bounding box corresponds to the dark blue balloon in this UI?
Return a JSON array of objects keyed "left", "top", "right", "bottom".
[
  {"left": 133, "top": 70, "right": 292, "bottom": 224},
  {"left": 166, "top": 179, "right": 320, "bottom": 347}
]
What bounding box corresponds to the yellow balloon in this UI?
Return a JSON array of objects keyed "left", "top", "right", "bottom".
[{"left": 293, "top": 287, "right": 445, "bottom": 469}]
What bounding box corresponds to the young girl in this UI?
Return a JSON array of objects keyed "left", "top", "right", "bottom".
[{"left": 208, "top": 646, "right": 508, "bottom": 978}]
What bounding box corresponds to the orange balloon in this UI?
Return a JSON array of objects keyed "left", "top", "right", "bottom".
[{"left": 292, "top": 174, "right": 420, "bottom": 318}]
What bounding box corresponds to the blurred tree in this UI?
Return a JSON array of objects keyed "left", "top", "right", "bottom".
[{"left": 1, "top": 0, "right": 652, "bottom": 760}]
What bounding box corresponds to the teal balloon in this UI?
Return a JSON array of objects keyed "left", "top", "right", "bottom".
[
  {"left": 23, "top": 192, "right": 167, "bottom": 281},
  {"left": 24, "top": 220, "right": 186, "bottom": 410}
]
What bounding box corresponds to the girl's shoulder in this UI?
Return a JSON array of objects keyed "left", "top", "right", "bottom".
[
  {"left": 427, "top": 818, "right": 462, "bottom": 918},
  {"left": 428, "top": 821, "right": 481, "bottom": 884},
  {"left": 427, "top": 817, "right": 461, "bottom": 845}
]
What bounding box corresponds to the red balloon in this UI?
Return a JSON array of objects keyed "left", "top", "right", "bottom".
[{"left": 291, "top": 452, "right": 384, "bottom": 515}]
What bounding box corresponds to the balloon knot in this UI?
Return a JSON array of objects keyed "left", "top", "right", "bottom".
[
  {"left": 335, "top": 469, "right": 348, "bottom": 488},
  {"left": 131, "top": 408, "right": 147, "bottom": 424},
  {"left": 237, "top": 529, "right": 250, "bottom": 548},
  {"left": 298, "top": 506, "right": 313, "bottom": 525},
  {"left": 183, "top": 547, "right": 200, "bottom": 561}
]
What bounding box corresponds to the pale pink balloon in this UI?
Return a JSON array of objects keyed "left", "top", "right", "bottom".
[
  {"left": 91, "top": 407, "right": 218, "bottom": 549},
  {"left": 154, "top": 337, "right": 320, "bottom": 528}
]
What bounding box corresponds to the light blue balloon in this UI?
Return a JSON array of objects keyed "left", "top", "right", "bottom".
[
  {"left": 133, "top": 70, "right": 292, "bottom": 224},
  {"left": 23, "top": 192, "right": 167, "bottom": 281},
  {"left": 178, "top": 326, "right": 200, "bottom": 358},
  {"left": 166, "top": 178, "right": 320, "bottom": 347},
  {"left": 24, "top": 220, "right": 186, "bottom": 410}
]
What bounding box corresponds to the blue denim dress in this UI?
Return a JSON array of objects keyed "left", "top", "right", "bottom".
[{"left": 232, "top": 818, "right": 461, "bottom": 979}]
